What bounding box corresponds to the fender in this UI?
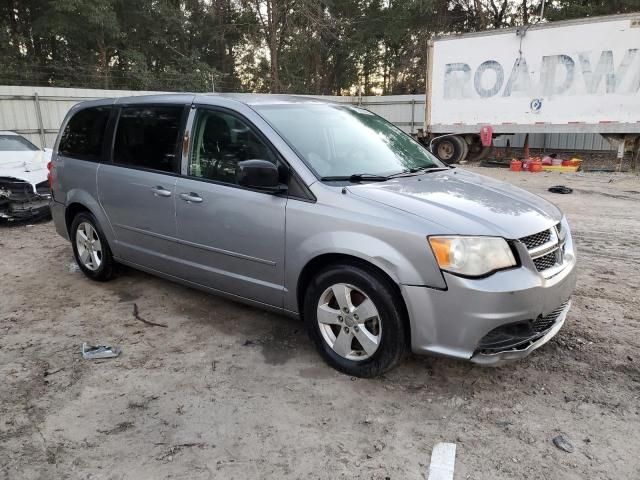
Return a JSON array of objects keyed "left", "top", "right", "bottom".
[{"left": 284, "top": 230, "right": 446, "bottom": 313}]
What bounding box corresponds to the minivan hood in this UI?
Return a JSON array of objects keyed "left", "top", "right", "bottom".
[{"left": 347, "top": 169, "right": 562, "bottom": 238}]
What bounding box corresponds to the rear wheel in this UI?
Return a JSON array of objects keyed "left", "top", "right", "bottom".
[
  {"left": 303, "top": 263, "right": 408, "bottom": 377},
  {"left": 71, "top": 211, "right": 115, "bottom": 281},
  {"left": 465, "top": 135, "right": 493, "bottom": 162}
]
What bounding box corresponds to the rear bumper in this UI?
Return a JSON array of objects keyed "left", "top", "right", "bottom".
[
  {"left": 401, "top": 256, "right": 577, "bottom": 362},
  {"left": 50, "top": 200, "right": 69, "bottom": 240}
]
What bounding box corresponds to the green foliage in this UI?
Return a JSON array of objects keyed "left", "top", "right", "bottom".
[
  {"left": 1, "top": 0, "right": 638, "bottom": 94},
  {"left": 544, "top": 0, "right": 640, "bottom": 20}
]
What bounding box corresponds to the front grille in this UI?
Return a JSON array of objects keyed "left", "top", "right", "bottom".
[
  {"left": 533, "top": 251, "right": 558, "bottom": 271},
  {"left": 520, "top": 230, "right": 551, "bottom": 250},
  {"left": 0, "top": 177, "right": 34, "bottom": 200},
  {"left": 519, "top": 225, "right": 565, "bottom": 274},
  {"left": 35, "top": 180, "right": 50, "bottom": 196},
  {"left": 532, "top": 300, "right": 569, "bottom": 332}
]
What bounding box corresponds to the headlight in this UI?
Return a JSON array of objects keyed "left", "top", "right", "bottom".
[{"left": 428, "top": 236, "right": 517, "bottom": 277}]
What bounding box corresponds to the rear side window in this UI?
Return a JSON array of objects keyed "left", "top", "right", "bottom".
[
  {"left": 113, "top": 106, "right": 184, "bottom": 174},
  {"left": 58, "top": 107, "right": 111, "bottom": 161}
]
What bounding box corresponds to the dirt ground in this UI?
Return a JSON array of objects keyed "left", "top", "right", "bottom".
[{"left": 1, "top": 167, "right": 639, "bottom": 480}]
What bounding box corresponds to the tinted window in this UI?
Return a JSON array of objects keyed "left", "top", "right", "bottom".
[
  {"left": 0, "top": 135, "right": 39, "bottom": 152},
  {"left": 189, "top": 109, "right": 278, "bottom": 185},
  {"left": 58, "top": 107, "right": 110, "bottom": 160},
  {"left": 113, "top": 106, "right": 183, "bottom": 173}
]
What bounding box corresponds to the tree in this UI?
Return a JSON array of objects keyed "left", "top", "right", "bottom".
[
  {"left": 242, "top": 0, "right": 297, "bottom": 93},
  {"left": 544, "top": 0, "right": 640, "bottom": 20},
  {"left": 1, "top": 0, "right": 638, "bottom": 93}
]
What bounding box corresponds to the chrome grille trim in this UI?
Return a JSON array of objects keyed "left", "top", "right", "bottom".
[
  {"left": 528, "top": 227, "right": 560, "bottom": 259},
  {"left": 519, "top": 224, "right": 565, "bottom": 274}
]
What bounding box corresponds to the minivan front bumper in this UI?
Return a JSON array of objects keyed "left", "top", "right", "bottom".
[
  {"left": 469, "top": 301, "right": 569, "bottom": 366},
  {"left": 401, "top": 256, "right": 577, "bottom": 364}
]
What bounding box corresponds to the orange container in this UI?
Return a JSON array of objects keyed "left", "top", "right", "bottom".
[
  {"left": 528, "top": 160, "right": 542, "bottom": 173},
  {"left": 510, "top": 159, "right": 522, "bottom": 172},
  {"left": 561, "top": 159, "right": 582, "bottom": 167}
]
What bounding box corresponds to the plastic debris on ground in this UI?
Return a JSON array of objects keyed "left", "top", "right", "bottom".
[
  {"left": 548, "top": 185, "right": 573, "bottom": 194},
  {"left": 81, "top": 343, "right": 121, "bottom": 359}
]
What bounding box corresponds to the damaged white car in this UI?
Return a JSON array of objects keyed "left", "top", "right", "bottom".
[{"left": 0, "top": 131, "right": 52, "bottom": 222}]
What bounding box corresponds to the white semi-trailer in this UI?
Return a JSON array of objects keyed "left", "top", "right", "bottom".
[{"left": 420, "top": 13, "right": 640, "bottom": 164}]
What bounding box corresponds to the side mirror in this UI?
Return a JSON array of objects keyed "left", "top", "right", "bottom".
[{"left": 236, "top": 159, "right": 286, "bottom": 192}]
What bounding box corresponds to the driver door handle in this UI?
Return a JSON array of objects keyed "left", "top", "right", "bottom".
[
  {"left": 151, "top": 186, "right": 172, "bottom": 197},
  {"left": 179, "top": 192, "right": 203, "bottom": 204}
]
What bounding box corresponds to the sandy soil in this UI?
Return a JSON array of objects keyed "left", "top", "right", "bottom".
[{"left": 1, "top": 168, "right": 639, "bottom": 480}]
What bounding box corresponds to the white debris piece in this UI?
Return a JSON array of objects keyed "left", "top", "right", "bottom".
[{"left": 428, "top": 442, "right": 457, "bottom": 480}]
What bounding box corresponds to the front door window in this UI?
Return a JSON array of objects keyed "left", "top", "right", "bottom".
[{"left": 189, "top": 110, "right": 278, "bottom": 184}]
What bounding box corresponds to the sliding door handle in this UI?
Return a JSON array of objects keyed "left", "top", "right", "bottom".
[
  {"left": 151, "top": 186, "right": 172, "bottom": 197},
  {"left": 179, "top": 192, "right": 203, "bottom": 204}
]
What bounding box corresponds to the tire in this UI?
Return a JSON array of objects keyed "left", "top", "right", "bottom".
[
  {"left": 432, "top": 135, "right": 466, "bottom": 165},
  {"left": 303, "top": 262, "right": 408, "bottom": 378},
  {"left": 465, "top": 135, "right": 493, "bottom": 162},
  {"left": 70, "top": 211, "right": 115, "bottom": 282},
  {"left": 460, "top": 136, "right": 470, "bottom": 162}
]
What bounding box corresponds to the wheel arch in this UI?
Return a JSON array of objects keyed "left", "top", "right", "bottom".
[
  {"left": 62, "top": 188, "right": 115, "bottom": 242},
  {"left": 64, "top": 202, "right": 92, "bottom": 235},
  {"left": 296, "top": 253, "right": 411, "bottom": 346}
]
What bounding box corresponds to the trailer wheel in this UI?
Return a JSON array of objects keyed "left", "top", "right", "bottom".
[
  {"left": 460, "top": 137, "right": 469, "bottom": 162},
  {"left": 432, "top": 135, "right": 466, "bottom": 165},
  {"left": 466, "top": 135, "right": 493, "bottom": 162}
]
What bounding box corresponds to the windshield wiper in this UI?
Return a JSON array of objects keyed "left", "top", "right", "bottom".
[
  {"left": 385, "top": 166, "right": 449, "bottom": 179},
  {"left": 411, "top": 166, "right": 450, "bottom": 173},
  {"left": 321, "top": 167, "right": 450, "bottom": 183},
  {"left": 320, "top": 173, "right": 389, "bottom": 183}
]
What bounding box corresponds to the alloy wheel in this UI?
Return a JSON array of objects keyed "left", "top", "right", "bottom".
[
  {"left": 317, "top": 283, "right": 382, "bottom": 361},
  {"left": 75, "top": 221, "right": 102, "bottom": 271}
]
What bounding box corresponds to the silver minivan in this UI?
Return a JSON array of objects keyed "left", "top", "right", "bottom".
[{"left": 50, "top": 94, "right": 577, "bottom": 377}]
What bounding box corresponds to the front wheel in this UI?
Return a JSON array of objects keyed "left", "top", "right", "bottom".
[
  {"left": 71, "top": 211, "right": 115, "bottom": 281},
  {"left": 303, "top": 263, "right": 408, "bottom": 377}
]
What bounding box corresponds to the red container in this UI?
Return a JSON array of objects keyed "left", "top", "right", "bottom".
[
  {"left": 510, "top": 159, "right": 522, "bottom": 172},
  {"left": 529, "top": 160, "right": 542, "bottom": 173}
]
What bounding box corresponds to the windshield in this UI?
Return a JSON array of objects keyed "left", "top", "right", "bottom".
[
  {"left": 0, "top": 135, "right": 39, "bottom": 152},
  {"left": 255, "top": 104, "right": 443, "bottom": 179}
]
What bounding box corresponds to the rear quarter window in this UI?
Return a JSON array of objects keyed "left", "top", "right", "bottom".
[{"left": 58, "top": 107, "right": 111, "bottom": 161}]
